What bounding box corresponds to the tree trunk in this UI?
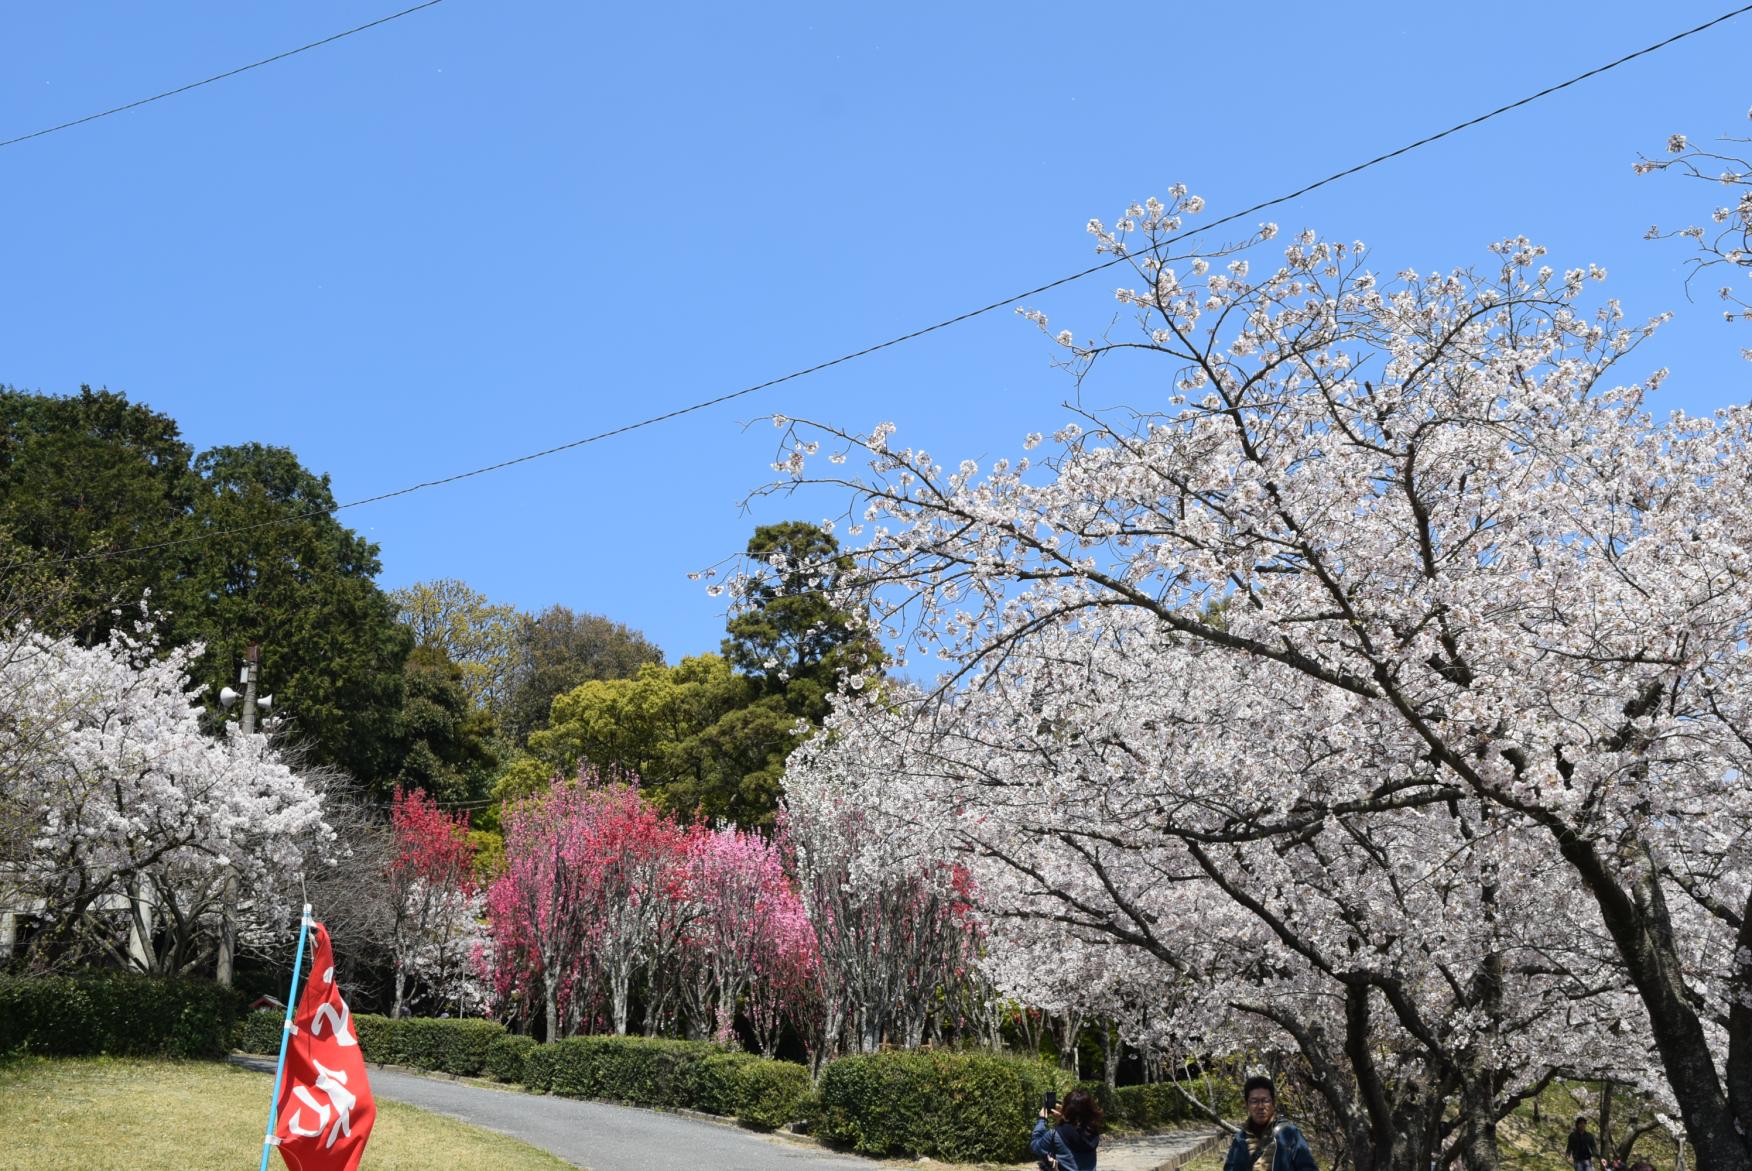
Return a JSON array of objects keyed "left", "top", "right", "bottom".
[{"left": 1553, "top": 837, "right": 1752, "bottom": 1171}]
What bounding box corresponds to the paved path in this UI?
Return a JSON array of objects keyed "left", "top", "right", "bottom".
[
  {"left": 234, "top": 1057, "right": 878, "bottom": 1171},
  {"left": 236, "top": 1056, "right": 1221, "bottom": 1171},
  {"left": 1098, "top": 1128, "right": 1227, "bottom": 1171}
]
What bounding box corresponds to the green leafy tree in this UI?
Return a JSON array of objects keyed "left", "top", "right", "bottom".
[
  {"left": 396, "top": 644, "right": 499, "bottom": 803},
  {"left": 172, "top": 443, "right": 412, "bottom": 787},
  {"left": 0, "top": 386, "right": 195, "bottom": 640},
  {"left": 501, "top": 605, "right": 664, "bottom": 745},
  {"left": 723, "top": 521, "right": 883, "bottom": 721},
  {"left": 391, "top": 578, "right": 519, "bottom": 711},
  {"left": 513, "top": 654, "right": 794, "bottom": 826}
]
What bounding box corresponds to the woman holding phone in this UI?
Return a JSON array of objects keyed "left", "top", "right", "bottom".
[{"left": 1032, "top": 1087, "right": 1103, "bottom": 1170}]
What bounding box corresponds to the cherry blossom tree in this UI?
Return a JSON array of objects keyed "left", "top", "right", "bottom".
[
  {"left": 754, "top": 186, "right": 1752, "bottom": 1167},
  {"left": 1637, "top": 107, "right": 1752, "bottom": 359},
  {"left": 387, "top": 787, "right": 480, "bottom": 1018},
  {"left": 781, "top": 753, "right": 982, "bottom": 1060},
  {"left": 1, "top": 621, "right": 327, "bottom": 972}
]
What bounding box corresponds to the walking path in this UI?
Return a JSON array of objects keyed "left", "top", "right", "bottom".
[
  {"left": 1098, "top": 1127, "right": 1227, "bottom": 1171},
  {"left": 234, "top": 1056, "right": 1222, "bottom": 1171}
]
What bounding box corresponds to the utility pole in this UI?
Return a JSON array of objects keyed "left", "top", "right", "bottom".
[{"left": 215, "top": 643, "right": 262, "bottom": 988}]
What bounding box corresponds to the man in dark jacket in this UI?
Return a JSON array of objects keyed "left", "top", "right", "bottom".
[
  {"left": 1565, "top": 1117, "right": 1598, "bottom": 1171},
  {"left": 1222, "top": 1076, "right": 1317, "bottom": 1171}
]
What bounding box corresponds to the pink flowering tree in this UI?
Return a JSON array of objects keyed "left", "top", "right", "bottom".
[
  {"left": 486, "top": 776, "right": 602, "bottom": 1039},
  {"left": 485, "top": 771, "right": 695, "bottom": 1038},
  {"left": 744, "top": 882, "right": 817, "bottom": 1058},
  {"left": 584, "top": 783, "right": 689, "bottom": 1035},
  {"left": 387, "top": 787, "right": 480, "bottom": 1018},
  {"left": 677, "top": 826, "right": 776, "bottom": 1038}
]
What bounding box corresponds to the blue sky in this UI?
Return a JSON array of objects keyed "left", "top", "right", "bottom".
[{"left": 2, "top": 2, "right": 1748, "bottom": 662}]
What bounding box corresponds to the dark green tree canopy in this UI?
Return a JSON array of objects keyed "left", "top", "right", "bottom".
[
  {"left": 501, "top": 604, "right": 664, "bottom": 745},
  {"left": 723, "top": 521, "right": 883, "bottom": 721},
  {"left": 396, "top": 643, "right": 498, "bottom": 804},
  {"left": 0, "top": 386, "right": 195, "bottom": 640},
  {"left": 0, "top": 389, "right": 412, "bottom": 787},
  {"left": 173, "top": 443, "right": 412, "bottom": 788}
]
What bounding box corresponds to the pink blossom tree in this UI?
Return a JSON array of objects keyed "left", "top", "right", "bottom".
[
  {"left": 387, "top": 787, "right": 479, "bottom": 1018},
  {"left": 677, "top": 825, "right": 791, "bottom": 1040}
]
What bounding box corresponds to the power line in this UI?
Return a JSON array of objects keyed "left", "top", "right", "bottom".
[
  {"left": 0, "top": 1, "right": 446, "bottom": 152},
  {"left": 5, "top": 3, "right": 1750, "bottom": 575}
]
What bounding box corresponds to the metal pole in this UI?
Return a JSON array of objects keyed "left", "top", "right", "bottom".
[
  {"left": 258, "top": 902, "right": 312, "bottom": 1171},
  {"left": 217, "top": 644, "right": 260, "bottom": 988}
]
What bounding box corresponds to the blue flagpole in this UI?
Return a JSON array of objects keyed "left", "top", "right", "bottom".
[{"left": 258, "top": 903, "right": 313, "bottom": 1171}]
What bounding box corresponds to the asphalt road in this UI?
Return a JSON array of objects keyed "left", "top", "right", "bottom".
[{"left": 235, "top": 1057, "right": 881, "bottom": 1171}]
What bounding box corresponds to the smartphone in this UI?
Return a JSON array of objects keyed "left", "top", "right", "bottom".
[{"left": 1042, "top": 1091, "right": 1058, "bottom": 1111}]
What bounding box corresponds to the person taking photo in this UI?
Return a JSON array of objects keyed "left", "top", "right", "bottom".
[{"left": 1032, "top": 1087, "right": 1103, "bottom": 1170}]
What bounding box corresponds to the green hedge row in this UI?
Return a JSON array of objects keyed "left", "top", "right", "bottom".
[
  {"left": 815, "top": 1049, "right": 1072, "bottom": 1164},
  {"left": 352, "top": 1014, "right": 504, "bottom": 1076},
  {"left": 485, "top": 1033, "right": 538, "bottom": 1083},
  {"left": 233, "top": 1006, "right": 1201, "bottom": 1155},
  {"left": 1072, "top": 1079, "right": 1202, "bottom": 1130},
  {"left": 234, "top": 1009, "right": 505, "bottom": 1077},
  {"left": 522, "top": 1034, "right": 811, "bottom": 1130},
  {"left": 0, "top": 972, "right": 240, "bottom": 1059}
]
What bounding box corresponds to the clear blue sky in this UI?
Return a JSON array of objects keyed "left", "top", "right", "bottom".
[{"left": 3, "top": 2, "right": 1748, "bottom": 662}]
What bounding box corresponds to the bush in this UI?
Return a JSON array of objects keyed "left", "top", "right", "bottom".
[
  {"left": 729, "top": 1057, "right": 814, "bottom": 1130},
  {"left": 815, "top": 1049, "right": 1071, "bottom": 1163},
  {"left": 233, "top": 1009, "right": 505, "bottom": 1077},
  {"left": 381, "top": 1017, "right": 503, "bottom": 1076},
  {"left": 1109, "top": 1077, "right": 1241, "bottom": 1130},
  {"left": 0, "top": 972, "right": 240, "bottom": 1059},
  {"left": 525, "top": 1034, "right": 810, "bottom": 1129},
  {"left": 485, "top": 1033, "right": 538, "bottom": 1083},
  {"left": 232, "top": 1009, "right": 285, "bottom": 1055}
]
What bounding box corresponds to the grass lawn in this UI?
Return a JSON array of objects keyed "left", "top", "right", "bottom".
[{"left": 0, "top": 1057, "right": 575, "bottom": 1171}]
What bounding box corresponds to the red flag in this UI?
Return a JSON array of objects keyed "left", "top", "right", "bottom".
[{"left": 271, "top": 921, "right": 376, "bottom": 1171}]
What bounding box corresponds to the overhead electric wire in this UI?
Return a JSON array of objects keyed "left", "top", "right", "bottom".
[
  {"left": 4, "top": 2, "right": 1750, "bottom": 576},
  {"left": 0, "top": 0, "right": 446, "bottom": 152}
]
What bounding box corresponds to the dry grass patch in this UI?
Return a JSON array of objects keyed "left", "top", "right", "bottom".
[{"left": 0, "top": 1057, "right": 574, "bottom": 1170}]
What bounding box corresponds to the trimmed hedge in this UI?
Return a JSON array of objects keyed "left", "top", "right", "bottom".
[
  {"left": 485, "top": 1033, "right": 538, "bottom": 1083},
  {"left": 522, "top": 1034, "right": 811, "bottom": 1130},
  {"left": 1113, "top": 1081, "right": 1198, "bottom": 1129},
  {"left": 815, "top": 1049, "right": 1071, "bottom": 1163},
  {"left": 0, "top": 972, "right": 240, "bottom": 1059},
  {"left": 233, "top": 1009, "right": 505, "bottom": 1077},
  {"left": 233, "top": 1008, "right": 285, "bottom": 1055},
  {"left": 354, "top": 1015, "right": 503, "bottom": 1076}
]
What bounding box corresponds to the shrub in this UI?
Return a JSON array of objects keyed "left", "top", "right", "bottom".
[
  {"left": 233, "top": 1009, "right": 506, "bottom": 1077},
  {"left": 383, "top": 1017, "right": 503, "bottom": 1076},
  {"left": 527, "top": 1034, "right": 810, "bottom": 1128},
  {"left": 729, "top": 1057, "right": 814, "bottom": 1130},
  {"left": 485, "top": 1034, "right": 538, "bottom": 1083},
  {"left": 1110, "top": 1077, "right": 1241, "bottom": 1130},
  {"left": 815, "top": 1049, "right": 1071, "bottom": 1164},
  {"left": 232, "top": 1009, "right": 285, "bottom": 1055},
  {"left": 0, "top": 972, "right": 239, "bottom": 1059}
]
